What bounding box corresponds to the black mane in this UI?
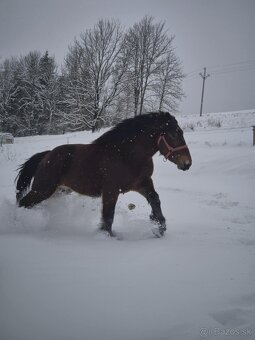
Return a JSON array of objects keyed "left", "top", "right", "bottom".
[{"left": 93, "top": 112, "right": 177, "bottom": 145}]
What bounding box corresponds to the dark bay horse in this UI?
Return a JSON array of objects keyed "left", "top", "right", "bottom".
[{"left": 16, "top": 112, "right": 192, "bottom": 237}]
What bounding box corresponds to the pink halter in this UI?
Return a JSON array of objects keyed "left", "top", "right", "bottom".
[{"left": 157, "top": 134, "right": 189, "bottom": 160}]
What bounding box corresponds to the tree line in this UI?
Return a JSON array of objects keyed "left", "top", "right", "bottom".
[{"left": 0, "top": 16, "right": 184, "bottom": 136}]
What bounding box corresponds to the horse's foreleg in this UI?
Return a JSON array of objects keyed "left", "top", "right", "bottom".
[
  {"left": 101, "top": 189, "right": 119, "bottom": 236},
  {"left": 135, "top": 178, "right": 166, "bottom": 236}
]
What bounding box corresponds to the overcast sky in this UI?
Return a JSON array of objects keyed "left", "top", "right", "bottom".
[{"left": 0, "top": 0, "right": 255, "bottom": 114}]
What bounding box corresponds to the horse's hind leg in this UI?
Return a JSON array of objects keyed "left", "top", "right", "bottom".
[
  {"left": 19, "top": 155, "right": 63, "bottom": 208},
  {"left": 19, "top": 185, "right": 57, "bottom": 208}
]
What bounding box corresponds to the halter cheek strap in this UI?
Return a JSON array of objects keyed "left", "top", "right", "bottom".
[{"left": 157, "top": 134, "right": 188, "bottom": 160}]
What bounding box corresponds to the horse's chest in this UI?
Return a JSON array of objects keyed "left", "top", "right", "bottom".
[{"left": 110, "top": 160, "right": 153, "bottom": 187}]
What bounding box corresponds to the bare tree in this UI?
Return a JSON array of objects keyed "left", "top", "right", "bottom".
[
  {"left": 152, "top": 50, "right": 185, "bottom": 112},
  {"left": 63, "top": 19, "right": 127, "bottom": 131},
  {"left": 124, "top": 16, "right": 184, "bottom": 116},
  {"left": 124, "top": 16, "right": 171, "bottom": 115}
]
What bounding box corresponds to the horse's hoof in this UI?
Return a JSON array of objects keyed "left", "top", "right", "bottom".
[
  {"left": 152, "top": 227, "right": 166, "bottom": 238},
  {"left": 109, "top": 230, "right": 117, "bottom": 238},
  {"left": 99, "top": 228, "right": 117, "bottom": 238}
]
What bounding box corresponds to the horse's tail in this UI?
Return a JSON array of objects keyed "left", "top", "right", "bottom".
[{"left": 15, "top": 150, "right": 50, "bottom": 203}]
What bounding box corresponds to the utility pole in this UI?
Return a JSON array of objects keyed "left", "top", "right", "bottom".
[{"left": 199, "top": 67, "right": 210, "bottom": 116}]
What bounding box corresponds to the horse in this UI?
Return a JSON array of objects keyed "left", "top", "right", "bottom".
[{"left": 16, "top": 112, "right": 192, "bottom": 237}]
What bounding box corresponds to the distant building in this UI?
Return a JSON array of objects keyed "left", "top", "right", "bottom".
[{"left": 0, "top": 133, "right": 14, "bottom": 145}]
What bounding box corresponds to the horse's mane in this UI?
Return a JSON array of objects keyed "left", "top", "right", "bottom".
[{"left": 93, "top": 112, "right": 177, "bottom": 145}]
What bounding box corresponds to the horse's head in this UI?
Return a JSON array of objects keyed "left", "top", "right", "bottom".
[{"left": 157, "top": 116, "right": 192, "bottom": 171}]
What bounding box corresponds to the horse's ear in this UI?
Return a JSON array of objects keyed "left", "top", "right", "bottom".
[
  {"left": 159, "top": 112, "right": 177, "bottom": 131},
  {"left": 160, "top": 111, "right": 170, "bottom": 120},
  {"left": 167, "top": 113, "right": 177, "bottom": 124},
  {"left": 158, "top": 111, "right": 169, "bottom": 116}
]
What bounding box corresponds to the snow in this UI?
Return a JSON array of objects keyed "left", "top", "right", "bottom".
[
  {"left": 179, "top": 109, "right": 255, "bottom": 131},
  {"left": 0, "top": 110, "right": 255, "bottom": 340}
]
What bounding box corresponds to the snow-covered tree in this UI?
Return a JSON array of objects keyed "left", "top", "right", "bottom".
[
  {"left": 0, "top": 51, "right": 60, "bottom": 136},
  {"left": 0, "top": 17, "right": 185, "bottom": 136},
  {"left": 38, "top": 51, "right": 59, "bottom": 133},
  {"left": 0, "top": 58, "right": 18, "bottom": 133}
]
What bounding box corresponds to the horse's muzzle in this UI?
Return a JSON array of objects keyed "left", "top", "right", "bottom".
[{"left": 178, "top": 161, "right": 192, "bottom": 171}]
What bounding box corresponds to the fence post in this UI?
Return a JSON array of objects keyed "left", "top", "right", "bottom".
[{"left": 253, "top": 126, "right": 255, "bottom": 146}]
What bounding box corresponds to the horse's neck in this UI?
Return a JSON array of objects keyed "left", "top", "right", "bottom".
[{"left": 129, "top": 132, "right": 159, "bottom": 159}]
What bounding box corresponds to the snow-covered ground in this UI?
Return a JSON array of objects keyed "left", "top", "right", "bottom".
[
  {"left": 179, "top": 109, "right": 255, "bottom": 131},
  {"left": 0, "top": 110, "right": 255, "bottom": 340}
]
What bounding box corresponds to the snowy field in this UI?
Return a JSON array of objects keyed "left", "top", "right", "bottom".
[{"left": 0, "top": 110, "right": 255, "bottom": 340}]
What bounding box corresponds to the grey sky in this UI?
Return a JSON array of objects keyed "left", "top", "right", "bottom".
[{"left": 0, "top": 0, "right": 255, "bottom": 114}]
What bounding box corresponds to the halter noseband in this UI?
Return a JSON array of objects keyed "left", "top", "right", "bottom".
[{"left": 157, "top": 133, "right": 188, "bottom": 160}]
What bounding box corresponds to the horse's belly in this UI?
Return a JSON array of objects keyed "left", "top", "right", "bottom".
[
  {"left": 60, "top": 162, "right": 102, "bottom": 197},
  {"left": 61, "top": 175, "right": 102, "bottom": 197}
]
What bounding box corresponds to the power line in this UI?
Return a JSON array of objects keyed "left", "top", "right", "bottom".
[
  {"left": 207, "top": 58, "right": 255, "bottom": 71},
  {"left": 210, "top": 65, "right": 255, "bottom": 76},
  {"left": 185, "top": 58, "right": 255, "bottom": 80}
]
